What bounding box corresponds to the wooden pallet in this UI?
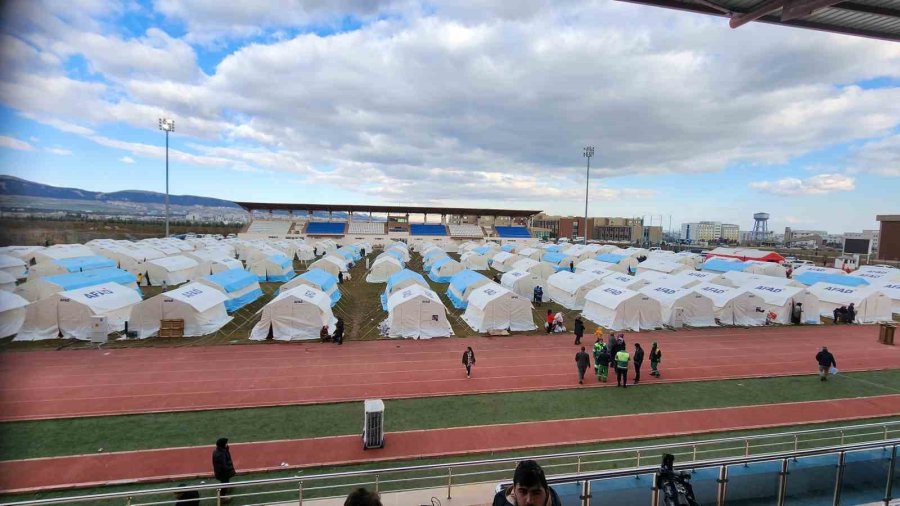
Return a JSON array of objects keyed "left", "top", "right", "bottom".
[{"left": 159, "top": 319, "right": 185, "bottom": 338}]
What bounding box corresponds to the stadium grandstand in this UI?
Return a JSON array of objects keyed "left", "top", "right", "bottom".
[{"left": 235, "top": 202, "right": 540, "bottom": 246}]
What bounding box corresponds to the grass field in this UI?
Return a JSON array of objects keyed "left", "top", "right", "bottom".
[{"left": 2, "top": 369, "right": 898, "bottom": 461}]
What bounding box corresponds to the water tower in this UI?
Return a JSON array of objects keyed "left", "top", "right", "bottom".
[{"left": 752, "top": 212, "right": 769, "bottom": 242}]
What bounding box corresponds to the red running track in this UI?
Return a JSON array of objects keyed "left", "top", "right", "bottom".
[
  {"left": 1, "top": 394, "right": 898, "bottom": 493},
  {"left": 0, "top": 325, "right": 898, "bottom": 421}
]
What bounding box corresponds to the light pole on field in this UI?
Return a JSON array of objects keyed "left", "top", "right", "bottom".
[
  {"left": 158, "top": 117, "right": 175, "bottom": 237},
  {"left": 583, "top": 146, "right": 594, "bottom": 245}
]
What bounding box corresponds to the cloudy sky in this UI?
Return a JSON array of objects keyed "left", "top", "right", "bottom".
[{"left": 0, "top": 0, "right": 898, "bottom": 234}]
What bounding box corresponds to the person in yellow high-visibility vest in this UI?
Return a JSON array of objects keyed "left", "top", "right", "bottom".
[{"left": 615, "top": 348, "right": 631, "bottom": 388}]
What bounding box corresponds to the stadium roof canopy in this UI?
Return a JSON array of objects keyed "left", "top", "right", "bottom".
[
  {"left": 235, "top": 202, "right": 543, "bottom": 218},
  {"left": 617, "top": 0, "right": 900, "bottom": 41}
]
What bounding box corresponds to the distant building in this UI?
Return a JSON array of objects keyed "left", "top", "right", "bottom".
[
  {"left": 843, "top": 229, "right": 881, "bottom": 257},
  {"left": 532, "top": 214, "right": 661, "bottom": 244},
  {"left": 875, "top": 216, "right": 898, "bottom": 260},
  {"left": 680, "top": 221, "right": 739, "bottom": 243}
]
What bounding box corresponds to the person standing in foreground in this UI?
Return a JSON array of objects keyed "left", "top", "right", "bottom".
[
  {"left": 815, "top": 346, "right": 837, "bottom": 382},
  {"left": 615, "top": 347, "right": 630, "bottom": 388},
  {"left": 633, "top": 343, "right": 644, "bottom": 385},
  {"left": 333, "top": 318, "right": 344, "bottom": 345},
  {"left": 344, "top": 488, "right": 382, "bottom": 506},
  {"left": 462, "top": 346, "right": 476, "bottom": 378},
  {"left": 649, "top": 342, "right": 662, "bottom": 378},
  {"left": 575, "top": 346, "right": 590, "bottom": 384},
  {"left": 492, "top": 460, "right": 562, "bottom": 506},
  {"left": 573, "top": 317, "right": 584, "bottom": 345},
  {"left": 212, "top": 438, "right": 236, "bottom": 501}
]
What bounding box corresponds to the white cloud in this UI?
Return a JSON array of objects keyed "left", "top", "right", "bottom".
[
  {"left": 848, "top": 134, "right": 900, "bottom": 177},
  {"left": 750, "top": 174, "right": 856, "bottom": 195},
  {"left": 45, "top": 147, "right": 72, "bottom": 155},
  {"left": 0, "top": 135, "right": 34, "bottom": 151},
  {"left": 119, "top": 156, "right": 135, "bottom": 164}
]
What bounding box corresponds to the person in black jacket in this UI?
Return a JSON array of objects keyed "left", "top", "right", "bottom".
[
  {"left": 633, "top": 343, "right": 644, "bottom": 385},
  {"left": 492, "top": 460, "right": 562, "bottom": 506},
  {"left": 174, "top": 484, "right": 201, "bottom": 506},
  {"left": 815, "top": 346, "right": 837, "bottom": 381},
  {"left": 575, "top": 346, "right": 590, "bottom": 384},
  {"left": 212, "top": 438, "right": 236, "bottom": 500},
  {"left": 573, "top": 317, "right": 584, "bottom": 345},
  {"left": 462, "top": 346, "right": 476, "bottom": 378},
  {"left": 333, "top": 318, "right": 345, "bottom": 345}
]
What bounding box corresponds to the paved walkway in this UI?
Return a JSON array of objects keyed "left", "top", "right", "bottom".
[
  {"left": 2, "top": 394, "right": 898, "bottom": 493},
  {"left": 1, "top": 325, "right": 897, "bottom": 420}
]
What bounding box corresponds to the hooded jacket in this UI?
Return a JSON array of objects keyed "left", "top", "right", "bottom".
[{"left": 212, "top": 438, "right": 236, "bottom": 481}]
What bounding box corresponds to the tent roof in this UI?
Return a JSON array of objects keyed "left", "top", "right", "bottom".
[
  {"left": 372, "top": 255, "right": 403, "bottom": 267},
  {"left": 585, "top": 284, "right": 641, "bottom": 309},
  {"left": 147, "top": 255, "right": 199, "bottom": 271},
  {"left": 44, "top": 267, "right": 136, "bottom": 291},
  {"left": 272, "top": 284, "right": 332, "bottom": 309},
  {"left": 794, "top": 271, "right": 869, "bottom": 287},
  {"left": 450, "top": 270, "right": 490, "bottom": 291},
  {"left": 161, "top": 282, "right": 228, "bottom": 312},
  {"left": 299, "top": 268, "right": 338, "bottom": 291},
  {"left": 204, "top": 268, "right": 258, "bottom": 293},
  {"left": 387, "top": 284, "right": 442, "bottom": 310},
  {"left": 692, "top": 282, "right": 750, "bottom": 306},
  {"left": 542, "top": 252, "right": 569, "bottom": 264},
  {"left": 59, "top": 282, "right": 142, "bottom": 312},
  {"left": 745, "top": 283, "right": 805, "bottom": 305},
  {"left": 466, "top": 283, "right": 514, "bottom": 310},
  {"left": 512, "top": 258, "right": 539, "bottom": 270},
  {"left": 596, "top": 253, "right": 627, "bottom": 264},
  {"left": 53, "top": 255, "right": 117, "bottom": 272},
  {"left": 702, "top": 258, "right": 749, "bottom": 272},
  {"left": 806, "top": 282, "right": 883, "bottom": 304},
  {"left": 549, "top": 271, "right": 598, "bottom": 293},
  {"left": 639, "top": 282, "right": 694, "bottom": 305},
  {"left": 492, "top": 251, "right": 516, "bottom": 263},
  {"left": 637, "top": 258, "right": 685, "bottom": 273},
  {"left": 0, "top": 255, "right": 27, "bottom": 269},
  {"left": 386, "top": 269, "right": 427, "bottom": 292},
  {"left": 0, "top": 290, "right": 29, "bottom": 312}
]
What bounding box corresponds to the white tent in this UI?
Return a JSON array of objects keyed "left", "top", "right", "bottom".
[
  {"left": 582, "top": 285, "right": 663, "bottom": 331},
  {"left": 0, "top": 246, "right": 44, "bottom": 264},
  {"left": 546, "top": 272, "right": 601, "bottom": 310},
  {"left": 460, "top": 251, "right": 490, "bottom": 271},
  {"left": 575, "top": 259, "right": 617, "bottom": 276},
  {"left": 366, "top": 255, "right": 404, "bottom": 283},
  {"left": 0, "top": 290, "right": 28, "bottom": 338},
  {"left": 639, "top": 282, "right": 717, "bottom": 327},
  {"left": 384, "top": 285, "right": 453, "bottom": 339},
  {"left": 744, "top": 284, "right": 822, "bottom": 324},
  {"left": 16, "top": 282, "right": 142, "bottom": 341},
  {"left": 636, "top": 258, "right": 690, "bottom": 276},
  {"left": 501, "top": 269, "right": 543, "bottom": 299},
  {"left": 849, "top": 267, "right": 900, "bottom": 284},
  {"left": 187, "top": 250, "right": 243, "bottom": 276},
  {"left": 602, "top": 273, "right": 654, "bottom": 290},
  {"left": 669, "top": 270, "right": 724, "bottom": 288},
  {"left": 0, "top": 255, "right": 28, "bottom": 279},
  {"left": 313, "top": 240, "right": 338, "bottom": 256},
  {"left": 692, "top": 283, "right": 766, "bottom": 326},
  {"left": 279, "top": 268, "right": 341, "bottom": 305},
  {"left": 462, "top": 283, "right": 536, "bottom": 332},
  {"left": 742, "top": 260, "right": 787, "bottom": 277},
  {"left": 517, "top": 247, "right": 543, "bottom": 261},
  {"left": 129, "top": 282, "right": 232, "bottom": 338},
  {"left": 806, "top": 283, "right": 893, "bottom": 323},
  {"left": 429, "top": 257, "right": 464, "bottom": 283},
  {"left": 620, "top": 247, "right": 651, "bottom": 259},
  {"left": 793, "top": 265, "right": 846, "bottom": 277},
  {"left": 17, "top": 268, "right": 139, "bottom": 303},
  {"left": 98, "top": 244, "right": 166, "bottom": 275},
  {"left": 874, "top": 280, "right": 900, "bottom": 314},
  {"left": 250, "top": 285, "right": 337, "bottom": 341},
  {"left": 0, "top": 271, "right": 16, "bottom": 292},
  {"left": 143, "top": 255, "right": 200, "bottom": 286},
  {"left": 715, "top": 271, "right": 802, "bottom": 289},
  {"left": 593, "top": 253, "right": 639, "bottom": 274},
  {"left": 26, "top": 255, "right": 118, "bottom": 280},
  {"left": 309, "top": 255, "right": 348, "bottom": 277},
  {"left": 196, "top": 269, "right": 264, "bottom": 313},
  {"left": 512, "top": 258, "right": 557, "bottom": 281},
  {"left": 386, "top": 243, "right": 411, "bottom": 262},
  {"left": 32, "top": 244, "right": 95, "bottom": 264},
  {"left": 490, "top": 252, "right": 520, "bottom": 273},
  {"left": 295, "top": 244, "right": 316, "bottom": 262},
  {"left": 634, "top": 270, "right": 673, "bottom": 285}
]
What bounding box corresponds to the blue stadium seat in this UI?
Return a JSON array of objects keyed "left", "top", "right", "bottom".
[
  {"left": 410, "top": 224, "right": 448, "bottom": 236},
  {"left": 305, "top": 222, "right": 347, "bottom": 235},
  {"left": 495, "top": 226, "right": 532, "bottom": 238}
]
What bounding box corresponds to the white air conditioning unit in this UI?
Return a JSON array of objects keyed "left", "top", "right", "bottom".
[
  {"left": 362, "top": 399, "right": 385, "bottom": 450},
  {"left": 90, "top": 315, "right": 108, "bottom": 344}
]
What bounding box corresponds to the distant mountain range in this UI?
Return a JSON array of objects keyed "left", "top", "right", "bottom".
[{"left": 0, "top": 175, "right": 240, "bottom": 208}]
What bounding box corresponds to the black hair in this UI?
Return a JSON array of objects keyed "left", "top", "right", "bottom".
[
  {"left": 344, "top": 488, "right": 382, "bottom": 506},
  {"left": 513, "top": 460, "right": 549, "bottom": 490}
]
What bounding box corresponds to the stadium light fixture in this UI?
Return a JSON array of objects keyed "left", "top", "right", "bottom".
[
  {"left": 583, "top": 146, "right": 594, "bottom": 245},
  {"left": 158, "top": 118, "right": 175, "bottom": 237}
]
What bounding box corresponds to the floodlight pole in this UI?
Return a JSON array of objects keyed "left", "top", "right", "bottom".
[
  {"left": 158, "top": 118, "right": 175, "bottom": 237},
  {"left": 583, "top": 146, "right": 594, "bottom": 245}
]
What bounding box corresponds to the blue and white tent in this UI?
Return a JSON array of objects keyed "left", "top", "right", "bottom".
[
  {"left": 429, "top": 256, "right": 464, "bottom": 283},
  {"left": 542, "top": 252, "right": 575, "bottom": 272},
  {"left": 446, "top": 270, "right": 491, "bottom": 309},
  {"left": 700, "top": 258, "right": 748, "bottom": 273},
  {"left": 382, "top": 249, "right": 407, "bottom": 263},
  {"left": 279, "top": 268, "right": 341, "bottom": 306},
  {"left": 336, "top": 246, "right": 362, "bottom": 262},
  {"left": 594, "top": 253, "right": 639, "bottom": 274},
  {"left": 197, "top": 269, "right": 263, "bottom": 312},
  {"left": 382, "top": 269, "right": 429, "bottom": 310},
  {"left": 28, "top": 255, "right": 117, "bottom": 280},
  {"left": 423, "top": 249, "right": 449, "bottom": 271},
  {"left": 19, "top": 267, "right": 139, "bottom": 302},
  {"left": 248, "top": 253, "right": 295, "bottom": 282}
]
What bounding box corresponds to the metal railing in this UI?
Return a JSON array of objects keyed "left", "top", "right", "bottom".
[{"left": 3, "top": 420, "right": 899, "bottom": 505}]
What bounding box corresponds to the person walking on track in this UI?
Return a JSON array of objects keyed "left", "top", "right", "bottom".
[
  {"left": 633, "top": 343, "right": 644, "bottom": 385},
  {"left": 615, "top": 347, "right": 631, "bottom": 388},
  {"left": 815, "top": 346, "right": 837, "bottom": 382},
  {"left": 649, "top": 342, "right": 662, "bottom": 378},
  {"left": 212, "top": 438, "right": 236, "bottom": 502},
  {"left": 462, "top": 346, "right": 476, "bottom": 378},
  {"left": 594, "top": 340, "right": 610, "bottom": 383},
  {"left": 575, "top": 346, "right": 590, "bottom": 384},
  {"left": 573, "top": 317, "right": 584, "bottom": 345}
]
